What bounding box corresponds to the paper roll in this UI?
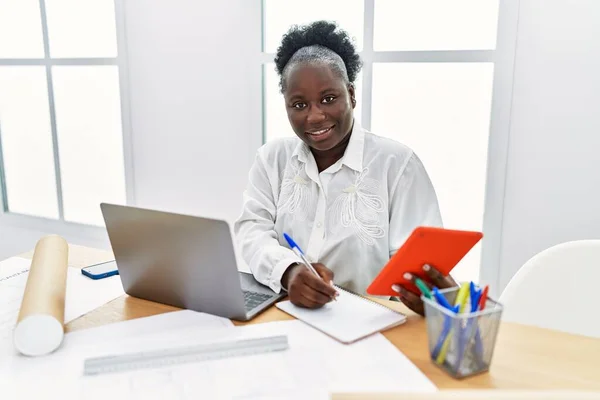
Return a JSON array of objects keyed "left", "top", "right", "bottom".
[{"left": 13, "top": 235, "right": 69, "bottom": 356}]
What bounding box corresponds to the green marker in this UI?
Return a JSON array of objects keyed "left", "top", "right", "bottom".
[{"left": 414, "top": 277, "right": 432, "bottom": 299}]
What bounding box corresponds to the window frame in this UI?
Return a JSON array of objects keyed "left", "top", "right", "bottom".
[
  {"left": 260, "top": 0, "right": 518, "bottom": 293},
  {"left": 0, "top": 0, "right": 135, "bottom": 234},
  {"left": 260, "top": 0, "right": 495, "bottom": 134}
]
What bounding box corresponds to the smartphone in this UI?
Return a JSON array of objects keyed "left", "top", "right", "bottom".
[{"left": 81, "top": 260, "right": 119, "bottom": 280}]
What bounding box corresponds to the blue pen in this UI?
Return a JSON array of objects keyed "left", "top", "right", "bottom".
[
  {"left": 470, "top": 283, "right": 485, "bottom": 365},
  {"left": 469, "top": 282, "right": 482, "bottom": 313},
  {"left": 433, "top": 287, "right": 457, "bottom": 311},
  {"left": 456, "top": 282, "right": 485, "bottom": 370},
  {"left": 283, "top": 233, "right": 338, "bottom": 298},
  {"left": 455, "top": 283, "right": 481, "bottom": 365},
  {"left": 431, "top": 287, "right": 459, "bottom": 359}
]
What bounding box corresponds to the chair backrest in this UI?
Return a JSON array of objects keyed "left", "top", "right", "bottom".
[{"left": 499, "top": 240, "right": 600, "bottom": 338}]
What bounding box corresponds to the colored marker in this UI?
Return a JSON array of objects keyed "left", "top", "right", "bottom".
[
  {"left": 431, "top": 287, "right": 459, "bottom": 360},
  {"left": 454, "top": 282, "right": 484, "bottom": 369},
  {"left": 435, "top": 283, "right": 470, "bottom": 364},
  {"left": 415, "top": 277, "right": 432, "bottom": 299},
  {"left": 433, "top": 287, "right": 456, "bottom": 311},
  {"left": 478, "top": 285, "right": 489, "bottom": 311},
  {"left": 469, "top": 281, "right": 482, "bottom": 313}
]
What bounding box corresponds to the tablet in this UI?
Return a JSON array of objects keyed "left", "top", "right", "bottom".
[{"left": 366, "top": 226, "right": 483, "bottom": 297}]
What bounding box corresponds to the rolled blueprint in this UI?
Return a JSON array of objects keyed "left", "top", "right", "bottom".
[{"left": 13, "top": 235, "right": 69, "bottom": 356}]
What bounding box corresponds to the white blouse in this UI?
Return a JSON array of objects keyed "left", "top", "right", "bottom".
[{"left": 234, "top": 122, "right": 443, "bottom": 295}]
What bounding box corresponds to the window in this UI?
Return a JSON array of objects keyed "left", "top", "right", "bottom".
[
  {"left": 0, "top": 0, "right": 126, "bottom": 227},
  {"left": 262, "top": 0, "right": 499, "bottom": 282}
]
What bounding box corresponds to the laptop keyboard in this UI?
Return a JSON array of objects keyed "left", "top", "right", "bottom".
[{"left": 243, "top": 290, "right": 273, "bottom": 311}]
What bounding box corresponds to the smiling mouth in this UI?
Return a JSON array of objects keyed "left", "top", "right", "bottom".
[{"left": 306, "top": 125, "right": 335, "bottom": 137}]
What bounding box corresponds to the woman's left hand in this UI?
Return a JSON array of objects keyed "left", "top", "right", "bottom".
[{"left": 392, "top": 264, "right": 457, "bottom": 316}]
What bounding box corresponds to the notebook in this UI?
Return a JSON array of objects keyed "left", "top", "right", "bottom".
[{"left": 276, "top": 286, "right": 407, "bottom": 344}]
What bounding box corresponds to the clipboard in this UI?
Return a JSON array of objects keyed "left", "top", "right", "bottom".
[{"left": 366, "top": 226, "right": 482, "bottom": 296}]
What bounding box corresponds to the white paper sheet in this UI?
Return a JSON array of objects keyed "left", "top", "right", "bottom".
[
  {"left": 64, "top": 309, "right": 233, "bottom": 347},
  {"left": 1, "top": 309, "right": 235, "bottom": 398},
  {"left": 3, "top": 319, "right": 436, "bottom": 399},
  {"left": 277, "top": 287, "right": 406, "bottom": 343},
  {"left": 0, "top": 257, "right": 125, "bottom": 346}
]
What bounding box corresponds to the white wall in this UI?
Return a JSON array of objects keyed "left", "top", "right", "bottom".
[
  {"left": 0, "top": 217, "right": 110, "bottom": 261},
  {"left": 493, "top": 0, "right": 600, "bottom": 290},
  {"left": 0, "top": 225, "right": 54, "bottom": 260},
  {"left": 122, "top": 0, "right": 263, "bottom": 223},
  {"left": 0, "top": 0, "right": 262, "bottom": 260}
]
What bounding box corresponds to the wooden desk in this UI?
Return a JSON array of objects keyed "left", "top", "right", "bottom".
[{"left": 19, "top": 244, "right": 600, "bottom": 391}]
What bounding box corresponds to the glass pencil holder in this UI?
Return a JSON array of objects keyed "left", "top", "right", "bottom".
[{"left": 422, "top": 287, "right": 503, "bottom": 379}]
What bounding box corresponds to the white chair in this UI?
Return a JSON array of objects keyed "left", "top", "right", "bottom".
[{"left": 499, "top": 240, "right": 600, "bottom": 338}]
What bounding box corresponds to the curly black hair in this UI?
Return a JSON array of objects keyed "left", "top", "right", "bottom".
[{"left": 274, "top": 20, "right": 362, "bottom": 92}]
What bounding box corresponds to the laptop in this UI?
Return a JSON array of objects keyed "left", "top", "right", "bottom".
[{"left": 100, "top": 203, "right": 286, "bottom": 321}]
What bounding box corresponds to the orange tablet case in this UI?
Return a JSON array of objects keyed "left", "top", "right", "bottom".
[{"left": 366, "top": 226, "right": 483, "bottom": 297}]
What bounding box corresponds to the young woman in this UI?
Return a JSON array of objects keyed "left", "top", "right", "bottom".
[{"left": 235, "top": 21, "right": 456, "bottom": 315}]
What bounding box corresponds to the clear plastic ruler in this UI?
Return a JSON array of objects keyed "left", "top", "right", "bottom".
[{"left": 83, "top": 334, "right": 289, "bottom": 376}]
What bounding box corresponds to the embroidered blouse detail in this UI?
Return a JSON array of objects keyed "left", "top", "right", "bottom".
[
  {"left": 278, "top": 159, "right": 314, "bottom": 221},
  {"left": 328, "top": 167, "right": 385, "bottom": 245}
]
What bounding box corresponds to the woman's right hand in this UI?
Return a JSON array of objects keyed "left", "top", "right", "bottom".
[
  {"left": 281, "top": 263, "right": 338, "bottom": 308},
  {"left": 392, "top": 264, "right": 457, "bottom": 316}
]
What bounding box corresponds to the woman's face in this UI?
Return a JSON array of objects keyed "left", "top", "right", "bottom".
[{"left": 283, "top": 63, "right": 355, "bottom": 152}]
